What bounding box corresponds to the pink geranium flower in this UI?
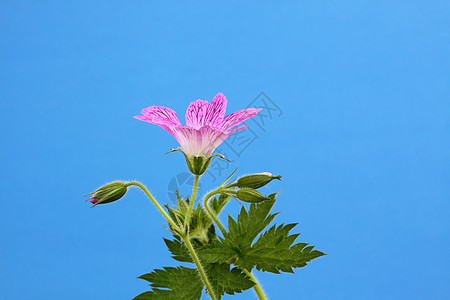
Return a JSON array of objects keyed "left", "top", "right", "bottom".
[{"left": 134, "top": 93, "right": 261, "bottom": 158}]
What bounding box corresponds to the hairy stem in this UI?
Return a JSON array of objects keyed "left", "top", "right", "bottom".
[
  {"left": 202, "top": 189, "right": 233, "bottom": 236},
  {"left": 185, "top": 175, "right": 200, "bottom": 227},
  {"left": 203, "top": 189, "right": 268, "bottom": 300},
  {"left": 243, "top": 269, "right": 267, "bottom": 300},
  {"left": 182, "top": 235, "right": 217, "bottom": 300},
  {"left": 126, "top": 181, "right": 181, "bottom": 233}
]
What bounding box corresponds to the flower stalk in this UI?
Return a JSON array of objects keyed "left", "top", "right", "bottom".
[
  {"left": 202, "top": 189, "right": 232, "bottom": 236},
  {"left": 181, "top": 233, "right": 218, "bottom": 300},
  {"left": 181, "top": 175, "right": 217, "bottom": 300},
  {"left": 202, "top": 188, "right": 268, "bottom": 300},
  {"left": 184, "top": 175, "right": 200, "bottom": 228},
  {"left": 126, "top": 181, "right": 181, "bottom": 233},
  {"left": 243, "top": 269, "right": 267, "bottom": 300}
]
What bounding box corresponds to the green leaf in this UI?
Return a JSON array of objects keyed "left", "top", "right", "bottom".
[
  {"left": 236, "top": 223, "right": 326, "bottom": 273},
  {"left": 197, "top": 239, "right": 238, "bottom": 264},
  {"left": 134, "top": 266, "right": 203, "bottom": 300},
  {"left": 205, "top": 263, "right": 255, "bottom": 298},
  {"left": 132, "top": 291, "right": 154, "bottom": 300},
  {"left": 163, "top": 238, "right": 191, "bottom": 263},
  {"left": 226, "top": 199, "right": 277, "bottom": 249},
  {"left": 197, "top": 200, "right": 278, "bottom": 264},
  {"left": 163, "top": 239, "right": 254, "bottom": 299},
  {"left": 197, "top": 199, "right": 325, "bottom": 273}
]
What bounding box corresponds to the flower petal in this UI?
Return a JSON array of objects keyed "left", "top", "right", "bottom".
[
  {"left": 198, "top": 125, "right": 229, "bottom": 157},
  {"left": 228, "top": 125, "right": 246, "bottom": 134},
  {"left": 185, "top": 99, "right": 209, "bottom": 129},
  {"left": 134, "top": 94, "right": 261, "bottom": 159},
  {"left": 204, "top": 93, "right": 227, "bottom": 128},
  {"left": 169, "top": 126, "right": 201, "bottom": 157},
  {"left": 185, "top": 93, "right": 228, "bottom": 129},
  {"left": 169, "top": 125, "right": 229, "bottom": 157},
  {"left": 89, "top": 197, "right": 100, "bottom": 204},
  {"left": 221, "top": 108, "right": 262, "bottom": 130},
  {"left": 134, "top": 106, "right": 182, "bottom": 138},
  {"left": 136, "top": 106, "right": 181, "bottom": 127}
]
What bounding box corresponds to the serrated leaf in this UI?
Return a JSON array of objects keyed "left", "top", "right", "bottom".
[
  {"left": 163, "top": 238, "right": 253, "bottom": 299},
  {"left": 134, "top": 266, "right": 203, "bottom": 300},
  {"left": 206, "top": 263, "right": 255, "bottom": 298},
  {"left": 163, "top": 238, "right": 192, "bottom": 263},
  {"left": 197, "top": 240, "right": 238, "bottom": 264},
  {"left": 252, "top": 223, "right": 298, "bottom": 248},
  {"left": 196, "top": 200, "right": 325, "bottom": 274},
  {"left": 226, "top": 199, "right": 277, "bottom": 249},
  {"left": 196, "top": 200, "right": 279, "bottom": 265},
  {"left": 236, "top": 223, "right": 326, "bottom": 273},
  {"left": 133, "top": 291, "right": 154, "bottom": 300}
]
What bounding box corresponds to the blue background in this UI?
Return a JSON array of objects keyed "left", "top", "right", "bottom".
[{"left": 1, "top": 1, "right": 449, "bottom": 299}]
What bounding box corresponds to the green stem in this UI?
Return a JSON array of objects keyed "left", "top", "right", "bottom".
[
  {"left": 182, "top": 175, "right": 217, "bottom": 299},
  {"left": 243, "top": 269, "right": 267, "bottom": 300},
  {"left": 185, "top": 175, "right": 200, "bottom": 227},
  {"left": 202, "top": 189, "right": 234, "bottom": 236},
  {"left": 126, "top": 181, "right": 181, "bottom": 233},
  {"left": 182, "top": 235, "right": 217, "bottom": 300},
  {"left": 203, "top": 190, "right": 268, "bottom": 300}
]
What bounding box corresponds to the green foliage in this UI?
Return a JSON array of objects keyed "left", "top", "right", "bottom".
[
  {"left": 165, "top": 191, "right": 216, "bottom": 244},
  {"left": 227, "top": 199, "right": 278, "bottom": 248},
  {"left": 136, "top": 187, "right": 324, "bottom": 299},
  {"left": 205, "top": 263, "right": 254, "bottom": 297},
  {"left": 197, "top": 239, "right": 238, "bottom": 264},
  {"left": 134, "top": 266, "right": 203, "bottom": 300},
  {"left": 235, "top": 223, "right": 325, "bottom": 273},
  {"left": 163, "top": 237, "right": 255, "bottom": 299},
  {"left": 163, "top": 238, "right": 191, "bottom": 263},
  {"left": 198, "top": 198, "right": 325, "bottom": 273},
  {"left": 154, "top": 193, "right": 257, "bottom": 300}
]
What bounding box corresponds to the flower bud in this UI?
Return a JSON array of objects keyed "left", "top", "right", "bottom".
[
  {"left": 236, "top": 187, "right": 269, "bottom": 203},
  {"left": 86, "top": 181, "right": 128, "bottom": 207},
  {"left": 237, "top": 172, "right": 281, "bottom": 189}
]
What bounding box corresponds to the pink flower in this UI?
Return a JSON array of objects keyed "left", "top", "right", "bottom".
[{"left": 134, "top": 93, "right": 261, "bottom": 158}]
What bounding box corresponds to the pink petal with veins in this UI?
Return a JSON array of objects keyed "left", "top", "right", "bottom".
[
  {"left": 185, "top": 99, "right": 209, "bottom": 129},
  {"left": 220, "top": 108, "right": 262, "bottom": 131}
]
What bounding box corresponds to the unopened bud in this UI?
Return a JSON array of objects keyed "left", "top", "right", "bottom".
[
  {"left": 236, "top": 188, "right": 269, "bottom": 203},
  {"left": 237, "top": 172, "right": 281, "bottom": 189},
  {"left": 85, "top": 181, "right": 128, "bottom": 207}
]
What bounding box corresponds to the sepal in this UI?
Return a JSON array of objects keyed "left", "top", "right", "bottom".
[{"left": 166, "top": 147, "right": 230, "bottom": 175}]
